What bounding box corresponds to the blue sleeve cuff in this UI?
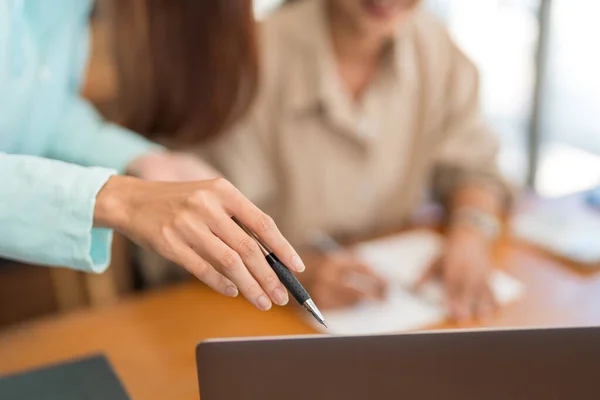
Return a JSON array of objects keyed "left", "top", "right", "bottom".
[
  {"left": 0, "top": 154, "right": 117, "bottom": 273},
  {"left": 89, "top": 227, "right": 114, "bottom": 273},
  {"left": 62, "top": 164, "right": 117, "bottom": 273}
]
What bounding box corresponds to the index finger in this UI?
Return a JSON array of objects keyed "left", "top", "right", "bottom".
[{"left": 223, "top": 185, "right": 305, "bottom": 273}]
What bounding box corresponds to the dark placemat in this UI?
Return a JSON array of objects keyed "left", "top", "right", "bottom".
[{"left": 0, "top": 354, "right": 131, "bottom": 400}]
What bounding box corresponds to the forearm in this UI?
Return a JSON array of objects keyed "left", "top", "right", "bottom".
[
  {"left": 48, "top": 97, "right": 160, "bottom": 172},
  {"left": 446, "top": 183, "right": 505, "bottom": 242},
  {"left": 449, "top": 183, "right": 503, "bottom": 217}
]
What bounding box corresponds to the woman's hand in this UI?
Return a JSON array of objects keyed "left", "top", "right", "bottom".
[
  {"left": 127, "top": 151, "right": 221, "bottom": 182},
  {"left": 94, "top": 175, "right": 305, "bottom": 311},
  {"left": 417, "top": 227, "right": 497, "bottom": 323},
  {"left": 300, "top": 251, "right": 388, "bottom": 310}
]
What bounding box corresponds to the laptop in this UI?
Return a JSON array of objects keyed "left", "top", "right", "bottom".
[{"left": 197, "top": 326, "right": 600, "bottom": 400}]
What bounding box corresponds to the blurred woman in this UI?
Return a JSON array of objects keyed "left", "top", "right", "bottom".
[
  {"left": 198, "top": 0, "right": 510, "bottom": 321},
  {"left": 0, "top": 0, "right": 304, "bottom": 312}
]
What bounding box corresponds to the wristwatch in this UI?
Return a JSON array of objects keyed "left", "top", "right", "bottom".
[{"left": 450, "top": 207, "right": 501, "bottom": 240}]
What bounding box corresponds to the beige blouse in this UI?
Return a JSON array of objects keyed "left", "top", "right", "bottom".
[{"left": 199, "top": 0, "right": 504, "bottom": 247}]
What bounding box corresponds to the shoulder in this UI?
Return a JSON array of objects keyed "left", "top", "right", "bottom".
[
  {"left": 407, "top": 8, "right": 456, "bottom": 63},
  {"left": 259, "top": 0, "right": 320, "bottom": 58},
  {"left": 410, "top": 8, "right": 451, "bottom": 39},
  {"left": 406, "top": 8, "right": 477, "bottom": 80},
  {"left": 261, "top": 0, "right": 315, "bottom": 38},
  {"left": 254, "top": 1, "right": 320, "bottom": 109}
]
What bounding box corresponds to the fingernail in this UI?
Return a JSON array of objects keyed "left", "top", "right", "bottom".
[
  {"left": 291, "top": 255, "right": 305, "bottom": 272},
  {"left": 257, "top": 295, "right": 272, "bottom": 311},
  {"left": 273, "top": 288, "right": 289, "bottom": 306},
  {"left": 225, "top": 286, "right": 239, "bottom": 298}
]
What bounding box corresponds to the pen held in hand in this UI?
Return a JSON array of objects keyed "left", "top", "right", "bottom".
[
  {"left": 232, "top": 217, "right": 327, "bottom": 328},
  {"left": 309, "top": 230, "right": 388, "bottom": 299},
  {"left": 342, "top": 270, "right": 387, "bottom": 300}
]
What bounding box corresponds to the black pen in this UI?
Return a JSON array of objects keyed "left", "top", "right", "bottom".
[{"left": 232, "top": 217, "right": 327, "bottom": 328}]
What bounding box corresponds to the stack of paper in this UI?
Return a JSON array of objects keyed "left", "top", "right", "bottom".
[
  {"left": 511, "top": 203, "right": 600, "bottom": 265},
  {"left": 315, "top": 231, "right": 525, "bottom": 335}
]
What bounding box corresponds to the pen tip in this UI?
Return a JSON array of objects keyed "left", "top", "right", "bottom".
[{"left": 321, "top": 321, "right": 328, "bottom": 329}]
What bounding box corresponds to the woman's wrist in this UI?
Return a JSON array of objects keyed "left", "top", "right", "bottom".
[
  {"left": 94, "top": 175, "right": 138, "bottom": 231},
  {"left": 449, "top": 206, "right": 501, "bottom": 242},
  {"left": 448, "top": 224, "right": 491, "bottom": 244}
]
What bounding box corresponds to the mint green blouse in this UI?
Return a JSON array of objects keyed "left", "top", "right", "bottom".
[{"left": 0, "top": 0, "right": 157, "bottom": 272}]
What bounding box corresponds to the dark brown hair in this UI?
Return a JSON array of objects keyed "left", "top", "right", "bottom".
[{"left": 105, "top": 0, "right": 258, "bottom": 144}]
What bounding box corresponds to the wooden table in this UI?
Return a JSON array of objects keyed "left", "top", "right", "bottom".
[{"left": 1, "top": 238, "right": 600, "bottom": 400}]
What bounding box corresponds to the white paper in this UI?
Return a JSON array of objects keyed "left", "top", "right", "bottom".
[
  {"left": 314, "top": 231, "right": 525, "bottom": 335},
  {"left": 511, "top": 205, "right": 600, "bottom": 264}
]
